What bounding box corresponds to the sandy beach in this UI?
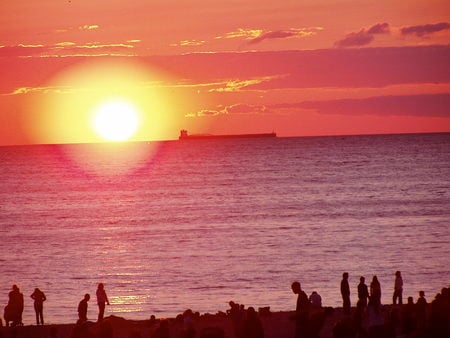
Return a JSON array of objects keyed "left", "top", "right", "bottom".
[{"left": 1, "top": 294, "right": 449, "bottom": 338}]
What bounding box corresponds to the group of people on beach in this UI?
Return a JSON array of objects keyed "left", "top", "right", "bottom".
[
  {"left": 2, "top": 274, "right": 449, "bottom": 338},
  {"left": 2, "top": 285, "right": 46, "bottom": 327},
  {"left": 2, "top": 283, "right": 109, "bottom": 328},
  {"left": 292, "top": 271, "right": 450, "bottom": 338}
]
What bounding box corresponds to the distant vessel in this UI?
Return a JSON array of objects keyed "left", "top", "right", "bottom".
[{"left": 178, "top": 129, "right": 276, "bottom": 140}]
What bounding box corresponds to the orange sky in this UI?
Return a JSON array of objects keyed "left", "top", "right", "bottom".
[{"left": 0, "top": 0, "right": 449, "bottom": 145}]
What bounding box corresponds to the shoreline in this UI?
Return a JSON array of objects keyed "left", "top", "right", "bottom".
[{"left": 1, "top": 299, "right": 448, "bottom": 338}]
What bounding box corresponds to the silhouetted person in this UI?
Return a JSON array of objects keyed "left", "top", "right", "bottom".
[
  {"left": 181, "top": 309, "right": 196, "bottom": 338},
  {"left": 341, "top": 272, "right": 351, "bottom": 315},
  {"left": 78, "top": 294, "right": 90, "bottom": 323},
  {"left": 5, "top": 285, "right": 24, "bottom": 327},
  {"left": 309, "top": 291, "right": 322, "bottom": 309},
  {"left": 401, "top": 296, "right": 415, "bottom": 335},
  {"left": 96, "top": 283, "right": 110, "bottom": 322},
  {"left": 415, "top": 290, "right": 427, "bottom": 332},
  {"left": 291, "top": 281, "right": 309, "bottom": 338},
  {"left": 367, "top": 297, "right": 384, "bottom": 338},
  {"left": 353, "top": 300, "right": 366, "bottom": 337},
  {"left": 242, "top": 307, "right": 264, "bottom": 338},
  {"left": 370, "top": 276, "right": 381, "bottom": 305},
  {"left": 357, "top": 276, "right": 369, "bottom": 307},
  {"left": 152, "top": 319, "right": 170, "bottom": 338},
  {"left": 30, "top": 287, "right": 47, "bottom": 325},
  {"left": 392, "top": 271, "right": 403, "bottom": 305},
  {"left": 228, "top": 301, "right": 244, "bottom": 338},
  {"left": 308, "top": 307, "right": 334, "bottom": 338}
]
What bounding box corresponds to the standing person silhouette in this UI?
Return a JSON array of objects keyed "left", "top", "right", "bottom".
[
  {"left": 7, "top": 285, "right": 24, "bottom": 326},
  {"left": 370, "top": 276, "right": 381, "bottom": 305},
  {"left": 96, "top": 283, "right": 110, "bottom": 322},
  {"left": 78, "top": 294, "right": 90, "bottom": 323},
  {"left": 341, "top": 272, "right": 351, "bottom": 315},
  {"left": 357, "top": 276, "right": 369, "bottom": 307},
  {"left": 393, "top": 271, "right": 403, "bottom": 305},
  {"left": 30, "top": 288, "right": 47, "bottom": 325},
  {"left": 291, "top": 281, "right": 309, "bottom": 338}
]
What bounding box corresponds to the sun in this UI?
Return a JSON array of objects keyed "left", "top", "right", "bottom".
[{"left": 92, "top": 99, "right": 140, "bottom": 142}]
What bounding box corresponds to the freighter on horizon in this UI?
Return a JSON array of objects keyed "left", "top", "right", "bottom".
[{"left": 178, "top": 129, "right": 277, "bottom": 140}]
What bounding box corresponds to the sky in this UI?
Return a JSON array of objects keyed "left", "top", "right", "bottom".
[{"left": 0, "top": 0, "right": 449, "bottom": 145}]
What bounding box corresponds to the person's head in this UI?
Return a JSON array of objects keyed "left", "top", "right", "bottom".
[
  {"left": 419, "top": 290, "right": 425, "bottom": 297},
  {"left": 12, "top": 285, "right": 19, "bottom": 291},
  {"left": 372, "top": 275, "right": 378, "bottom": 282},
  {"left": 34, "top": 288, "right": 40, "bottom": 293},
  {"left": 343, "top": 272, "right": 349, "bottom": 279},
  {"left": 396, "top": 271, "right": 401, "bottom": 277},
  {"left": 291, "top": 281, "right": 301, "bottom": 294},
  {"left": 360, "top": 276, "right": 365, "bottom": 283},
  {"left": 247, "top": 307, "right": 257, "bottom": 318},
  {"left": 84, "top": 293, "right": 90, "bottom": 301},
  {"left": 407, "top": 296, "right": 414, "bottom": 304},
  {"left": 98, "top": 283, "right": 104, "bottom": 290}
]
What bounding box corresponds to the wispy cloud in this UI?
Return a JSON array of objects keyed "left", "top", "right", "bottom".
[
  {"left": 209, "top": 75, "right": 284, "bottom": 92},
  {"left": 400, "top": 22, "right": 450, "bottom": 37},
  {"left": 79, "top": 24, "right": 99, "bottom": 31},
  {"left": 187, "top": 103, "right": 270, "bottom": 118},
  {"left": 215, "top": 27, "right": 322, "bottom": 45},
  {"left": 170, "top": 39, "right": 206, "bottom": 47},
  {"left": 2, "top": 85, "right": 73, "bottom": 96},
  {"left": 248, "top": 28, "right": 323, "bottom": 45},
  {"left": 0, "top": 40, "right": 137, "bottom": 57},
  {"left": 335, "top": 23, "right": 390, "bottom": 48},
  {"left": 215, "top": 28, "right": 263, "bottom": 40}
]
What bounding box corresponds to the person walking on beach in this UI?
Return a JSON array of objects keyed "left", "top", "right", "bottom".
[
  {"left": 291, "top": 281, "right": 309, "bottom": 338},
  {"left": 392, "top": 271, "right": 403, "bottom": 305},
  {"left": 96, "top": 283, "right": 110, "bottom": 322},
  {"left": 357, "top": 276, "right": 369, "bottom": 307},
  {"left": 30, "top": 287, "right": 46, "bottom": 325},
  {"left": 341, "top": 272, "right": 351, "bottom": 315},
  {"left": 78, "top": 294, "right": 90, "bottom": 323},
  {"left": 370, "top": 276, "right": 381, "bottom": 305}
]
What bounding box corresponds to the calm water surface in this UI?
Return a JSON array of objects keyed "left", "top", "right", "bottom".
[{"left": 0, "top": 133, "right": 449, "bottom": 324}]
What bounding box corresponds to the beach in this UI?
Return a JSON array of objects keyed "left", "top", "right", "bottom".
[
  {"left": 2, "top": 308, "right": 358, "bottom": 338},
  {"left": 1, "top": 287, "right": 449, "bottom": 338}
]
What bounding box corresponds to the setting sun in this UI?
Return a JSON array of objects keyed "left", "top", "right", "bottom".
[{"left": 92, "top": 99, "right": 140, "bottom": 142}]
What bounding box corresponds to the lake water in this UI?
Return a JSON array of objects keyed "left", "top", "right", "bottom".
[{"left": 0, "top": 133, "right": 449, "bottom": 324}]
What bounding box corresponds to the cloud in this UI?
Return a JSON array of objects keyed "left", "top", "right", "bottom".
[
  {"left": 335, "top": 30, "right": 374, "bottom": 48},
  {"left": 0, "top": 44, "right": 47, "bottom": 57},
  {"left": 209, "top": 75, "right": 284, "bottom": 92},
  {"left": 288, "top": 93, "right": 450, "bottom": 117},
  {"left": 367, "top": 22, "right": 390, "bottom": 35},
  {"left": 215, "top": 28, "right": 262, "bottom": 40},
  {"left": 79, "top": 24, "right": 99, "bottom": 31},
  {"left": 335, "top": 23, "right": 390, "bottom": 48},
  {"left": 0, "top": 41, "right": 136, "bottom": 57},
  {"left": 187, "top": 103, "right": 270, "bottom": 118},
  {"left": 248, "top": 28, "right": 322, "bottom": 45},
  {"left": 224, "top": 103, "right": 269, "bottom": 114},
  {"left": 400, "top": 22, "right": 450, "bottom": 37},
  {"left": 170, "top": 39, "right": 206, "bottom": 47}
]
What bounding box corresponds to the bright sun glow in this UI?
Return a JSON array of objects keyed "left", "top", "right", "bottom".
[{"left": 92, "top": 100, "right": 139, "bottom": 141}]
